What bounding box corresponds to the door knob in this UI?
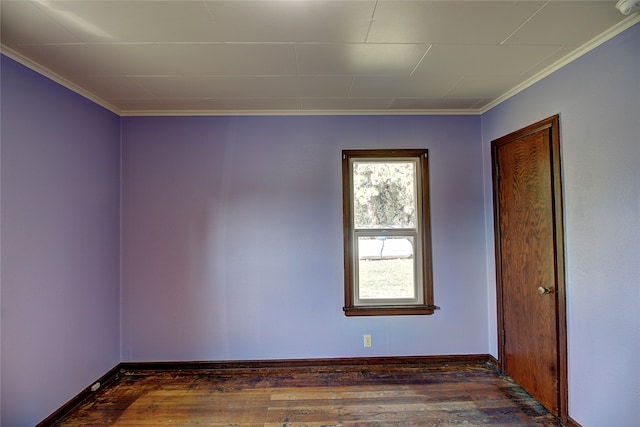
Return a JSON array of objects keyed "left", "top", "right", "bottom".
[{"left": 537, "top": 286, "right": 553, "bottom": 295}]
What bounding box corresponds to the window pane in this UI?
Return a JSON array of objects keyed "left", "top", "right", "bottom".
[
  {"left": 357, "top": 236, "right": 415, "bottom": 300},
  {"left": 353, "top": 161, "right": 416, "bottom": 229}
]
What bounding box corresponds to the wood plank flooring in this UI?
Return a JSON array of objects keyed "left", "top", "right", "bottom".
[{"left": 57, "top": 362, "right": 562, "bottom": 426}]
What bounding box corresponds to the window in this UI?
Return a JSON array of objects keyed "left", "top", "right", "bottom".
[{"left": 342, "top": 149, "right": 436, "bottom": 316}]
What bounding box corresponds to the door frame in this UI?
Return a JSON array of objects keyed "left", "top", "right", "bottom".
[{"left": 491, "top": 115, "right": 568, "bottom": 424}]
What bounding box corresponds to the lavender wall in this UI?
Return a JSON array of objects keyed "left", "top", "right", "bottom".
[
  {"left": 0, "top": 56, "right": 121, "bottom": 426},
  {"left": 121, "top": 115, "right": 488, "bottom": 362},
  {"left": 481, "top": 23, "right": 640, "bottom": 427}
]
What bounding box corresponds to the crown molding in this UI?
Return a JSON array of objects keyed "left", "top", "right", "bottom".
[
  {"left": 480, "top": 13, "right": 640, "bottom": 114},
  {"left": 0, "top": 45, "right": 122, "bottom": 116},
  {"left": 119, "top": 108, "right": 480, "bottom": 117}
]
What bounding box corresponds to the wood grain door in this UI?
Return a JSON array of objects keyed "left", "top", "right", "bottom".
[{"left": 492, "top": 116, "right": 567, "bottom": 422}]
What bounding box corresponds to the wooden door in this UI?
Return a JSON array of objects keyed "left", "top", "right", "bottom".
[{"left": 492, "top": 115, "right": 567, "bottom": 422}]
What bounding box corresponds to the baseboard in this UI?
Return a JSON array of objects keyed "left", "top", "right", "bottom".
[
  {"left": 37, "top": 354, "right": 496, "bottom": 426},
  {"left": 485, "top": 353, "right": 499, "bottom": 369},
  {"left": 567, "top": 416, "right": 583, "bottom": 427},
  {"left": 35, "top": 364, "right": 122, "bottom": 427},
  {"left": 121, "top": 354, "right": 497, "bottom": 372},
  {"left": 37, "top": 354, "right": 584, "bottom": 427}
]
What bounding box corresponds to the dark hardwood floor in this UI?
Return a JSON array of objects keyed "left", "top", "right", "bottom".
[{"left": 56, "top": 361, "right": 562, "bottom": 426}]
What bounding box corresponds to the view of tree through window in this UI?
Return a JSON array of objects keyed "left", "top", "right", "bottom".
[{"left": 353, "top": 161, "right": 416, "bottom": 229}]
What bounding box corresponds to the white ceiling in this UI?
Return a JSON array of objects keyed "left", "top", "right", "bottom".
[{"left": 1, "top": 1, "right": 638, "bottom": 115}]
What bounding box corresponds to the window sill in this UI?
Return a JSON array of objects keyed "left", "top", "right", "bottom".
[{"left": 343, "top": 305, "right": 439, "bottom": 316}]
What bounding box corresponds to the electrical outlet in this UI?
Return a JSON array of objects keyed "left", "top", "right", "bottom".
[{"left": 363, "top": 334, "right": 372, "bottom": 348}]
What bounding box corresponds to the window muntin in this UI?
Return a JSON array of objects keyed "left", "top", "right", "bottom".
[{"left": 342, "top": 150, "right": 435, "bottom": 316}]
